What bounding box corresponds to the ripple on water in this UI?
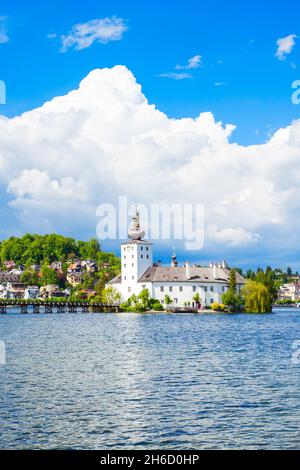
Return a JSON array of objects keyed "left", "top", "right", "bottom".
[{"left": 0, "top": 310, "right": 300, "bottom": 449}]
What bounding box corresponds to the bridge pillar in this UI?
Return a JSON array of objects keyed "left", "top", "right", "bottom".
[
  {"left": 45, "top": 305, "right": 53, "bottom": 314},
  {"left": 21, "top": 305, "right": 28, "bottom": 314},
  {"left": 33, "top": 305, "right": 40, "bottom": 314}
]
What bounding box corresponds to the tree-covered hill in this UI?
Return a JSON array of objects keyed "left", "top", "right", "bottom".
[{"left": 0, "top": 233, "right": 119, "bottom": 268}]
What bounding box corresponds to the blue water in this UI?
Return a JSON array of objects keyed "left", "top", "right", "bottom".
[{"left": 0, "top": 309, "right": 299, "bottom": 449}]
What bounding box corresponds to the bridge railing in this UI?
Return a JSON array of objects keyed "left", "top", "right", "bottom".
[{"left": 0, "top": 299, "right": 122, "bottom": 313}]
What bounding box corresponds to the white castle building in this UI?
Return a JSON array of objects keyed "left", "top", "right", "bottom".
[{"left": 107, "top": 211, "right": 246, "bottom": 308}]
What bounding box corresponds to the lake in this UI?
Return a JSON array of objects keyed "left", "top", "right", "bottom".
[{"left": 0, "top": 309, "right": 299, "bottom": 449}]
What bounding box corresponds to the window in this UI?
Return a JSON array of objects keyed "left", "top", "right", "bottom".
[
  {"left": 142, "top": 285, "right": 146, "bottom": 289},
  {"left": 146, "top": 247, "right": 149, "bottom": 251},
  {"left": 147, "top": 255, "right": 149, "bottom": 259},
  {"left": 222, "top": 286, "right": 225, "bottom": 292},
  {"left": 124, "top": 255, "right": 126, "bottom": 259},
  {"left": 132, "top": 255, "right": 134, "bottom": 259},
  {"left": 174, "top": 298, "right": 178, "bottom": 304},
  {"left": 141, "top": 247, "right": 143, "bottom": 251},
  {"left": 124, "top": 276, "right": 126, "bottom": 280},
  {"left": 169, "top": 286, "right": 173, "bottom": 292},
  {"left": 179, "top": 286, "right": 183, "bottom": 292},
  {"left": 160, "top": 286, "right": 164, "bottom": 292},
  {"left": 141, "top": 255, "right": 143, "bottom": 259},
  {"left": 124, "top": 264, "right": 126, "bottom": 268},
  {"left": 210, "top": 299, "right": 214, "bottom": 304},
  {"left": 132, "top": 263, "right": 134, "bottom": 267},
  {"left": 132, "top": 276, "right": 134, "bottom": 280},
  {"left": 193, "top": 286, "right": 196, "bottom": 292},
  {"left": 128, "top": 287, "right": 131, "bottom": 293},
  {"left": 210, "top": 286, "right": 214, "bottom": 292},
  {"left": 203, "top": 286, "right": 207, "bottom": 292}
]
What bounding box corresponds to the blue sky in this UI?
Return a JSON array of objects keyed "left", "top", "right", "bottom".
[
  {"left": 1, "top": 0, "right": 300, "bottom": 269},
  {"left": 1, "top": 0, "right": 300, "bottom": 145}
]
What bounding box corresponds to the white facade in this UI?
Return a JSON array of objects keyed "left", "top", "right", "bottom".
[
  {"left": 24, "top": 286, "right": 39, "bottom": 300},
  {"left": 277, "top": 283, "right": 300, "bottom": 301},
  {"left": 150, "top": 282, "right": 228, "bottom": 307},
  {"left": 120, "top": 240, "right": 153, "bottom": 297}
]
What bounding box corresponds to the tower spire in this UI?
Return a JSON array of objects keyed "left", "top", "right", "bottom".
[
  {"left": 128, "top": 206, "right": 145, "bottom": 241},
  {"left": 171, "top": 246, "right": 178, "bottom": 267}
]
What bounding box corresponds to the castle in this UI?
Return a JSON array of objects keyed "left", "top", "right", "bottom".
[{"left": 107, "top": 211, "right": 245, "bottom": 308}]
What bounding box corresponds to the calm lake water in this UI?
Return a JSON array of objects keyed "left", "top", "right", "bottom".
[{"left": 0, "top": 309, "right": 299, "bottom": 450}]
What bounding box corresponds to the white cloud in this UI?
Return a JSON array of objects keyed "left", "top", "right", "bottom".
[
  {"left": 1, "top": 66, "right": 300, "bottom": 263},
  {"left": 175, "top": 55, "right": 202, "bottom": 70},
  {"left": 276, "top": 34, "right": 297, "bottom": 60},
  {"left": 59, "top": 16, "right": 128, "bottom": 52},
  {"left": 159, "top": 55, "right": 202, "bottom": 80},
  {"left": 214, "top": 81, "right": 227, "bottom": 87},
  {"left": 8, "top": 169, "right": 88, "bottom": 201},
  {"left": 212, "top": 227, "right": 262, "bottom": 246},
  {"left": 157, "top": 72, "right": 193, "bottom": 80},
  {"left": 0, "top": 16, "right": 9, "bottom": 44}
]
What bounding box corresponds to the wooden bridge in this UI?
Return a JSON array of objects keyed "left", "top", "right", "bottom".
[{"left": 0, "top": 302, "right": 122, "bottom": 314}]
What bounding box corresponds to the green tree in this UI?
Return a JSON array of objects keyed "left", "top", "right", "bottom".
[
  {"left": 254, "top": 269, "right": 278, "bottom": 303},
  {"left": 20, "top": 270, "right": 39, "bottom": 286},
  {"left": 287, "top": 266, "right": 293, "bottom": 276},
  {"left": 164, "top": 294, "right": 173, "bottom": 309},
  {"left": 138, "top": 288, "right": 151, "bottom": 310},
  {"left": 80, "top": 273, "right": 95, "bottom": 289},
  {"left": 193, "top": 293, "right": 201, "bottom": 306},
  {"left": 229, "top": 269, "right": 237, "bottom": 291},
  {"left": 101, "top": 287, "right": 121, "bottom": 305},
  {"left": 222, "top": 269, "right": 243, "bottom": 312},
  {"left": 242, "top": 281, "right": 272, "bottom": 313},
  {"left": 246, "top": 269, "right": 255, "bottom": 280},
  {"left": 41, "top": 264, "right": 58, "bottom": 286}
]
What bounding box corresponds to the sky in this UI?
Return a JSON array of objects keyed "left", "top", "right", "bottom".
[{"left": 1, "top": 0, "right": 300, "bottom": 269}]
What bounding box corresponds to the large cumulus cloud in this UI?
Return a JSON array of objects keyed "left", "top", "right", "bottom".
[{"left": 0, "top": 65, "right": 300, "bottom": 266}]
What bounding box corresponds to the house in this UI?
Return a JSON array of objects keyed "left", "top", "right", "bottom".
[
  {"left": 0, "top": 273, "right": 21, "bottom": 284},
  {"left": 0, "top": 288, "right": 15, "bottom": 300},
  {"left": 78, "top": 289, "right": 97, "bottom": 299},
  {"left": 67, "top": 261, "right": 82, "bottom": 273},
  {"left": 107, "top": 211, "right": 246, "bottom": 308},
  {"left": 24, "top": 286, "right": 39, "bottom": 300},
  {"left": 10, "top": 267, "right": 24, "bottom": 275},
  {"left": 83, "top": 261, "right": 98, "bottom": 274},
  {"left": 67, "top": 272, "right": 83, "bottom": 287},
  {"left": 4, "top": 261, "right": 16, "bottom": 271},
  {"left": 30, "top": 264, "right": 41, "bottom": 273},
  {"left": 277, "top": 283, "right": 300, "bottom": 301},
  {"left": 0, "top": 281, "right": 26, "bottom": 299},
  {"left": 50, "top": 261, "right": 63, "bottom": 272},
  {"left": 39, "top": 285, "right": 62, "bottom": 299}
]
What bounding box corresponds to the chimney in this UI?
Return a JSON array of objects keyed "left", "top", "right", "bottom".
[
  {"left": 186, "top": 261, "right": 191, "bottom": 280},
  {"left": 213, "top": 264, "right": 217, "bottom": 280}
]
